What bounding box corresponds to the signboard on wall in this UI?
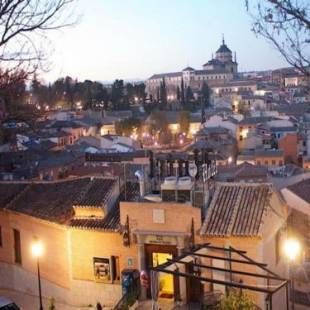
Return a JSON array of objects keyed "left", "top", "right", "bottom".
[
  {"left": 144, "top": 235, "right": 177, "bottom": 245},
  {"left": 93, "top": 257, "right": 112, "bottom": 283}
]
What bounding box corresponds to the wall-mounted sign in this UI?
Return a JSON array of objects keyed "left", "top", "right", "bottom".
[
  {"left": 145, "top": 234, "right": 177, "bottom": 245},
  {"left": 127, "top": 257, "right": 134, "bottom": 267},
  {"left": 93, "top": 257, "right": 111, "bottom": 283},
  {"left": 188, "top": 162, "right": 198, "bottom": 178},
  {"left": 153, "top": 209, "right": 165, "bottom": 224}
]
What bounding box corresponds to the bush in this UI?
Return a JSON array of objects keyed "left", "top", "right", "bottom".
[
  {"left": 48, "top": 297, "right": 55, "bottom": 310},
  {"left": 218, "top": 290, "right": 256, "bottom": 310}
]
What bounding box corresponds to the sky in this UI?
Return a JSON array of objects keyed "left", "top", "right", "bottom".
[{"left": 44, "top": 0, "right": 288, "bottom": 83}]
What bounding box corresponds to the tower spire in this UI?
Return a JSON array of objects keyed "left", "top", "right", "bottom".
[
  {"left": 222, "top": 33, "right": 225, "bottom": 45},
  {"left": 234, "top": 51, "right": 237, "bottom": 62}
]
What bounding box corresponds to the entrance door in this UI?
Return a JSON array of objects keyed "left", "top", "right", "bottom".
[
  {"left": 145, "top": 244, "right": 179, "bottom": 300},
  {"left": 153, "top": 252, "right": 174, "bottom": 299}
]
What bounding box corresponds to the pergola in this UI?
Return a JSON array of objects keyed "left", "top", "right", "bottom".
[{"left": 150, "top": 243, "right": 290, "bottom": 310}]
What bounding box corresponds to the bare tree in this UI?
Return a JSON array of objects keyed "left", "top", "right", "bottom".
[
  {"left": 246, "top": 0, "right": 310, "bottom": 77},
  {"left": 0, "top": 0, "right": 77, "bottom": 74}
]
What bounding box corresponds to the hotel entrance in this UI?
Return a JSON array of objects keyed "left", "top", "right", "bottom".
[{"left": 145, "top": 244, "right": 179, "bottom": 300}]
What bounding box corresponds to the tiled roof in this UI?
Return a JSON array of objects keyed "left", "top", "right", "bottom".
[
  {"left": 239, "top": 117, "right": 272, "bottom": 125},
  {"left": 76, "top": 178, "right": 117, "bottom": 206},
  {"left": 182, "top": 66, "right": 195, "bottom": 71},
  {"left": 270, "top": 126, "right": 296, "bottom": 132},
  {"left": 255, "top": 149, "right": 284, "bottom": 157},
  {"left": 201, "top": 182, "right": 271, "bottom": 237},
  {"left": 69, "top": 205, "right": 120, "bottom": 231},
  {"left": 0, "top": 177, "right": 118, "bottom": 224},
  {"left": 217, "top": 162, "right": 267, "bottom": 179},
  {"left": 0, "top": 183, "right": 29, "bottom": 207},
  {"left": 149, "top": 72, "right": 182, "bottom": 80},
  {"left": 287, "top": 179, "right": 310, "bottom": 203}
]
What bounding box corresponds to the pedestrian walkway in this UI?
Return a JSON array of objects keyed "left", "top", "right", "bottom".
[{"left": 0, "top": 288, "right": 110, "bottom": 310}]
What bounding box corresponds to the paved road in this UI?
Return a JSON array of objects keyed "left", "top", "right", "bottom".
[{"left": 0, "top": 289, "right": 109, "bottom": 310}]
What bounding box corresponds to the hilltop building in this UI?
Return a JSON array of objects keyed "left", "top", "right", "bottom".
[{"left": 146, "top": 37, "right": 238, "bottom": 100}]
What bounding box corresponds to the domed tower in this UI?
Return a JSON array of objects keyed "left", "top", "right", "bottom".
[{"left": 215, "top": 35, "right": 232, "bottom": 63}]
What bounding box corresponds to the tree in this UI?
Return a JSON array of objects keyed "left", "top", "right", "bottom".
[
  {"left": 111, "top": 79, "right": 125, "bottom": 110},
  {"left": 201, "top": 82, "right": 211, "bottom": 108},
  {"left": 149, "top": 110, "right": 168, "bottom": 133},
  {"left": 180, "top": 78, "right": 185, "bottom": 106},
  {"left": 0, "top": 0, "right": 77, "bottom": 74},
  {"left": 176, "top": 86, "right": 181, "bottom": 101},
  {"left": 0, "top": 69, "right": 28, "bottom": 116},
  {"left": 160, "top": 78, "right": 167, "bottom": 107},
  {"left": 115, "top": 117, "right": 141, "bottom": 136},
  {"left": 186, "top": 86, "right": 194, "bottom": 103},
  {"left": 246, "top": 0, "right": 310, "bottom": 77},
  {"left": 178, "top": 111, "right": 191, "bottom": 134}
]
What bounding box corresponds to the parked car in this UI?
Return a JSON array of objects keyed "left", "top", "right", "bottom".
[{"left": 0, "top": 297, "right": 20, "bottom": 310}]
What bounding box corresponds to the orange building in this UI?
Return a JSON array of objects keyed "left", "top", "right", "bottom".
[{"left": 278, "top": 133, "right": 298, "bottom": 163}]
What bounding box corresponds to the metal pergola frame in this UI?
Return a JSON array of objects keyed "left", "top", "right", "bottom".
[{"left": 150, "top": 243, "right": 290, "bottom": 310}]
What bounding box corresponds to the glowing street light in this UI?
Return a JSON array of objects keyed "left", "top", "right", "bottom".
[
  {"left": 283, "top": 238, "right": 301, "bottom": 262},
  {"left": 228, "top": 156, "right": 233, "bottom": 164},
  {"left": 31, "top": 241, "right": 44, "bottom": 258},
  {"left": 31, "top": 240, "right": 44, "bottom": 310},
  {"left": 283, "top": 238, "right": 301, "bottom": 310}
]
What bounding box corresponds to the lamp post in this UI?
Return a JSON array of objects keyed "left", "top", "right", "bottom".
[
  {"left": 283, "top": 238, "right": 301, "bottom": 310},
  {"left": 31, "top": 240, "right": 44, "bottom": 310}
]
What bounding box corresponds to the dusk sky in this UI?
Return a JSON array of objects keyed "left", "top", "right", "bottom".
[{"left": 45, "top": 0, "right": 288, "bottom": 82}]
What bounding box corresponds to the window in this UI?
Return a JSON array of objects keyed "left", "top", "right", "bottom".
[
  {"left": 264, "top": 160, "right": 268, "bottom": 165},
  {"left": 257, "top": 160, "right": 261, "bottom": 165},
  {"left": 0, "top": 226, "right": 2, "bottom": 247},
  {"left": 111, "top": 256, "right": 120, "bottom": 282},
  {"left": 93, "top": 256, "right": 120, "bottom": 284},
  {"left": 272, "top": 160, "right": 276, "bottom": 165},
  {"left": 13, "top": 229, "right": 22, "bottom": 264}
]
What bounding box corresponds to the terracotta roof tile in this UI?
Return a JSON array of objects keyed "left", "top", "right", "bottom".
[
  {"left": 0, "top": 177, "right": 118, "bottom": 224},
  {"left": 201, "top": 182, "right": 271, "bottom": 237}
]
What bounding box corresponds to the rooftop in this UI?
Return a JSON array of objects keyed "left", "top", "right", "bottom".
[
  {"left": 287, "top": 178, "right": 310, "bottom": 203},
  {"left": 0, "top": 177, "right": 118, "bottom": 224},
  {"left": 201, "top": 182, "right": 272, "bottom": 237}
]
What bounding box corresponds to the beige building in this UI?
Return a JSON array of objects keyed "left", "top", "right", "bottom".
[
  {"left": 146, "top": 38, "right": 238, "bottom": 100},
  {"left": 0, "top": 176, "right": 294, "bottom": 309},
  {"left": 201, "top": 182, "right": 289, "bottom": 309}
]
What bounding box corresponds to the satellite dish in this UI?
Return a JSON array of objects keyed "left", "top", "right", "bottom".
[{"left": 189, "top": 162, "right": 198, "bottom": 178}]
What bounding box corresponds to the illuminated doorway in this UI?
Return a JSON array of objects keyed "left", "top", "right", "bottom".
[{"left": 153, "top": 252, "right": 174, "bottom": 299}]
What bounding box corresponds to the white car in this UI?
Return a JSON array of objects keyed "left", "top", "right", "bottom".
[{"left": 0, "top": 297, "right": 20, "bottom": 310}]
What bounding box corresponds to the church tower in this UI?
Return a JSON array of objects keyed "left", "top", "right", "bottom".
[{"left": 215, "top": 35, "right": 233, "bottom": 63}]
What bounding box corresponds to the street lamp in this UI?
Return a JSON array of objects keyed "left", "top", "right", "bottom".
[
  {"left": 228, "top": 156, "right": 233, "bottom": 165},
  {"left": 31, "top": 240, "right": 44, "bottom": 310},
  {"left": 283, "top": 238, "right": 301, "bottom": 310}
]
